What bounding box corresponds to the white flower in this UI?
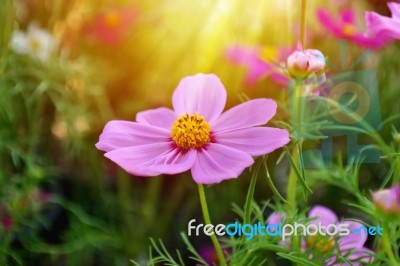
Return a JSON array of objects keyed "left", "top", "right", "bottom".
[{"left": 10, "top": 23, "right": 56, "bottom": 61}]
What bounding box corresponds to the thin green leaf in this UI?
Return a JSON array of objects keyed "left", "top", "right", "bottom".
[
  {"left": 284, "top": 146, "right": 312, "bottom": 194},
  {"left": 277, "top": 253, "right": 319, "bottom": 266}
]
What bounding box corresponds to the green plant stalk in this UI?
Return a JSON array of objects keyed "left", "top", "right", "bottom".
[
  {"left": 382, "top": 222, "right": 398, "bottom": 265},
  {"left": 287, "top": 80, "right": 304, "bottom": 215},
  {"left": 197, "top": 184, "right": 227, "bottom": 266},
  {"left": 0, "top": 232, "right": 12, "bottom": 265},
  {"left": 287, "top": 0, "right": 308, "bottom": 247},
  {"left": 117, "top": 171, "right": 135, "bottom": 254},
  {"left": 155, "top": 178, "right": 186, "bottom": 236},
  {"left": 287, "top": 148, "right": 299, "bottom": 214},
  {"left": 394, "top": 158, "right": 400, "bottom": 184},
  {"left": 287, "top": 0, "right": 308, "bottom": 214},
  {"left": 143, "top": 177, "right": 162, "bottom": 227},
  {"left": 300, "top": 0, "right": 307, "bottom": 47}
]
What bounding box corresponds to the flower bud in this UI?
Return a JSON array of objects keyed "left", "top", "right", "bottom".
[
  {"left": 373, "top": 184, "right": 400, "bottom": 215},
  {"left": 287, "top": 49, "right": 325, "bottom": 78}
]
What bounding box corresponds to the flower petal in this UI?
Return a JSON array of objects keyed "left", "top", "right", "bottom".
[
  {"left": 95, "top": 120, "right": 170, "bottom": 152},
  {"left": 104, "top": 142, "right": 195, "bottom": 176},
  {"left": 212, "top": 99, "right": 277, "bottom": 133},
  {"left": 388, "top": 2, "right": 400, "bottom": 20},
  {"left": 191, "top": 143, "right": 254, "bottom": 184},
  {"left": 308, "top": 205, "right": 338, "bottom": 226},
  {"left": 347, "top": 248, "right": 374, "bottom": 264},
  {"left": 226, "top": 45, "right": 275, "bottom": 85},
  {"left": 338, "top": 221, "right": 368, "bottom": 250},
  {"left": 267, "top": 212, "right": 283, "bottom": 225},
  {"left": 214, "top": 127, "right": 289, "bottom": 156},
  {"left": 332, "top": 248, "right": 374, "bottom": 266},
  {"left": 10, "top": 31, "right": 28, "bottom": 54},
  {"left": 317, "top": 8, "right": 345, "bottom": 37},
  {"left": 152, "top": 148, "right": 196, "bottom": 174},
  {"left": 341, "top": 8, "right": 355, "bottom": 24},
  {"left": 136, "top": 107, "right": 177, "bottom": 130},
  {"left": 365, "top": 11, "right": 400, "bottom": 42},
  {"left": 172, "top": 73, "right": 227, "bottom": 123}
]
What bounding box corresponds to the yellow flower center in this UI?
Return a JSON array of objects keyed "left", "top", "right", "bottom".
[
  {"left": 104, "top": 11, "right": 121, "bottom": 28},
  {"left": 29, "top": 37, "right": 41, "bottom": 51},
  {"left": 306, "top": 234, "right": 335, "bottom": 253},
  {"left": 342, "top": 23, "right": 356, "bottom": 37},
  {"left": 171, "top": 113, "right": 211, "bottom": 150}
]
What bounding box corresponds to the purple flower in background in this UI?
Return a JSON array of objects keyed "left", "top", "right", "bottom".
[
  {"left": 0, "top": 213, "right": 12, "bottom": 231},
  {"left": 96, "top": 73, "right": 289, "bottom": 184},
  {"left": 365, "top": 2, "right": 400, "bottom": 46},
  {"left": 267, "top": 206, "right": 374, "bottom": 265},
  {"left": 226, "top": 45, "right": 290, "bottom": 87},
  {"left": 317, "top": 8, "right": 387, "bottom": 49},
  {"left": 198, "top": 244, "right": 230, "bottom": 264},
  {"left": 373, "top": 184, "right": 400, "bottom": 215}
]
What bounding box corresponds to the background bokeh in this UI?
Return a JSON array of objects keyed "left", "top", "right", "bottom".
[{"left": 0, "top": 0, "right": 399, "bottom": 265}]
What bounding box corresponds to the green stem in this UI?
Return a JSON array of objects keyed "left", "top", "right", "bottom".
[
  {"left": 287, "top": 147, "right": 299, "bottom": 214},
  {"left": 197, "top": 184, "right": 227, "bottom": 266},
  {"left": 393, "top": 158, "right": 400, "bottom": 184},
  {"left": 156, "top": 178, "right": 186, "bottom": 236},
  {"left": 0, "top": 233, "right": 10, "bottom": 265},
  {"left": 117, "top": 171, "right": 135, "bottom": 254},
  {"left": 143, "top": 177, "right": 162, "bottom": 226},
  {"left": 300, "top": 0, "right": 307, "bottom": 48},
  {"left": 382, "top": 222, "right": 398, "bottom": 265},
  {"left": 287, "top": 0, "right": 308, "bottom": 215}
]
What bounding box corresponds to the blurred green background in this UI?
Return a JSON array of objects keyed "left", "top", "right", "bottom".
[{"left": 0, "top": 0, "right": 399, "bottom": 265}]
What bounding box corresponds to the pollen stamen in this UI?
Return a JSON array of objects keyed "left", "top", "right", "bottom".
[
  {"left": 306, "top": 234, "right": 335, "bottom": 253},
  {"left": 171, "top": 113, "right": 211, "bottom": 149},
  {"left": 29, "top": 37, "right": 41, "bottom": 51},
  {"left": 342, "top": 23, "right": 356, "bottom": 37}
]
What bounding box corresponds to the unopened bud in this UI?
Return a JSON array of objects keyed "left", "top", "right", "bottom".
[
  {"left": 287, "top": 49, "right": 325, "bottom": 78},
  {"left": 373, "top": 184, "right": 400, "bottom": 215}
]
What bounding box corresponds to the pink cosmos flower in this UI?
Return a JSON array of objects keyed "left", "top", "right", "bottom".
[
  {"left": 365, "top": 2, "right": 400, "bottom": 45},
  {"left": 226, "top": 45, "right": 290, "bottom": 87},
  {"left": 96, "top": 73, "right": 290, "bottom": 184},
  {"left": 267, "top": 206, "right": 374, "bottom": 265},
  {"left": 285, "top": 46, "right": 326, "bottom": 96},
  {"left": 84, "top": 6, "right": 137, "bottom": 45},
  {"left": 317, "top": 8, "right": 387, "bottom": 49},
  {"left": 287, "top": 49, "right": 325, "bottom": 79},
  {"left": 373, "top": 184, "right": 400, "bottom": 215}
]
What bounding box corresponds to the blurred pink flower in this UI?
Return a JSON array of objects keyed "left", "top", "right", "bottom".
[
  {"left": 317, "top": 8, "right": 386, "bottom": 49},
  {"left": 96, "top": 73, "right": 290, "bottom": 184},
  {"left": 268, "top": 206, "right": 374, "bottom": 265},
  {"left": 365, "top": 2, "right": 400, "bottom": 45},
  {"left": 373, "top": 184, "right": 400, "bottom": 215},
  {"left": 226, "top": 45, "right": 290, "bottom": 87},
  {"left": 1, "top": 213, "right": 12, "bottom": 230},
  {"left": 198, "top": 244, "right": 231, "bottom": 264},
  {"left": 287, "top": 49, "right": 325, "bottom": 78},
  {"left": 84, "top": 6, "right": 137, "bottom": 45}
]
